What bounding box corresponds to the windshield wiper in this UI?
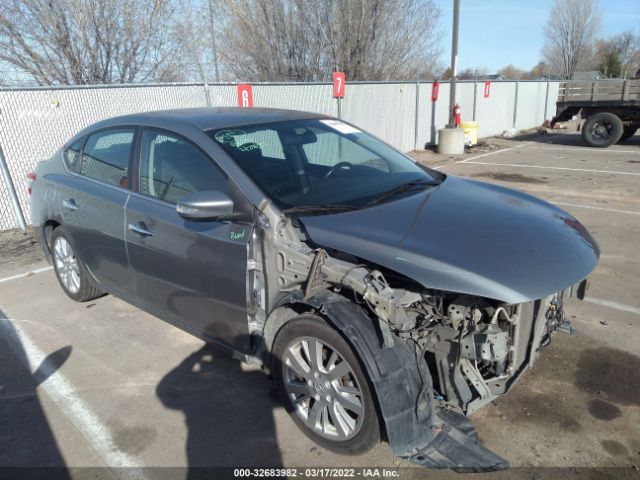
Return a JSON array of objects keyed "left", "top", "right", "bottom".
[
  {"left": 283, "top": 204, "right": 360, "bottom": 215},
  {"left": 366, "top": 179, "right": 438, "bottom": 207}
]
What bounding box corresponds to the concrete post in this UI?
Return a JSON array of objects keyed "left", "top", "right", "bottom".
[{"left": 447, "top": 0, "right": 460, "bottom": 127}]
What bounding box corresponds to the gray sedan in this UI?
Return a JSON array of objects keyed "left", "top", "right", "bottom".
[{"left": 29, "top": 108, "right": 598, "bottom": 471}]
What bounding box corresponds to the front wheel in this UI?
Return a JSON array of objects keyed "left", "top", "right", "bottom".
[
  {"left": 581, "top": 112, "right": 623, "bottom": 147},
  {"left": 272, "top": 314, "right": 380, "bottom": 455},
  {"left": 51, "top": 227, "right": 104, "bottom": 302}
]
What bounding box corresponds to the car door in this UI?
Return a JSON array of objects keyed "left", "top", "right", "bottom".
[
  {"left": 125, "top": 128, "right": 252, "bottom": 352},
  {"left": 57, "top": 127, "right": 136, "bottom": 296}
]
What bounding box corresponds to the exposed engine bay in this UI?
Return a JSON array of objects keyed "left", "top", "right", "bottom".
[
  {"left": 247, "top": 213, "right": 587, "bottom": 471},
  {"left": 257, "top": 215, "right": 580, "bottom": 413}
]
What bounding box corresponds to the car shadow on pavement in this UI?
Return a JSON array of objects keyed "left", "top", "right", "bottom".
[
  {"left": 156, "top": 343, "right": 283, "bottom": 475},
  {"left": 0, "top": 313, "right": 71, "bottom": 477}
]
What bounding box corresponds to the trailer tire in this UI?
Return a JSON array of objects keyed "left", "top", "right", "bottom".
[
  {"left": 619, "top": 127, "right": 637, "bottom": 142},
  {"left": 582, "top": 112, "right": 623, "bottom": 148}
]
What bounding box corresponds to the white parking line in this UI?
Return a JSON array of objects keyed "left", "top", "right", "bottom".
[
  {"left": 552, "top": 201, "right": 640, "bottom": 216},
  {"left": 461, "top": 160, "right": 640, "bottom": 176},
  {"left": 0, "top": 313, "right": 148, "bottom": 476},
  {"left": 527, "top": 145, "right": 640, "bottom": 154},
  {"left": 459, "top": 141, "right": 535, "bottom": 164},
  {"left": 584, "top": 297, "right": 640, "bottom": 316},
  {"left": 0, "top": 266, "right": 53, "bottom": 284},
  {"left": 431, "top": 142, "right": 535, "bottom": 170}
]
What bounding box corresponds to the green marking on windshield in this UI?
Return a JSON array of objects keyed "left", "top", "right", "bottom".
[
  {"left": 230, "top": 230, "right": 246, "bottom": 241},
  {"left": 396, "top": 257, "right": 409, "bottom": 262}
]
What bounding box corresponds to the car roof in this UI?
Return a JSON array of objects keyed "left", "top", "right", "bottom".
[{"left": 91, "top": 107, "right": 330, "bottom": 131}]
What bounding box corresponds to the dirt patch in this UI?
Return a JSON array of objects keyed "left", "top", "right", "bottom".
[
  {"left": 491, "top": 389, "right": 583, "bottom": 433},
  {"left": 471, "top": 172, "right": 548, "bottom": 184},
  {"left": 0, "top": 228, "right": 43, "bottom": 271},
  {"left": 628, "top": 160, "right": 640, "bottom": 164},
  {"left": 574, "top": 347, "right": 640, "bottom": 406},
  {"left": 588, "top": 399, "right": 622, "bottom": 421},
  {"left": 109, "top": 420, "right": 158, "bottom": 455}
]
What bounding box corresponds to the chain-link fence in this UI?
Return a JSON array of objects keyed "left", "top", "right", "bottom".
[{"left": 0, "top": 80, "right": 560, "bottom": 231}]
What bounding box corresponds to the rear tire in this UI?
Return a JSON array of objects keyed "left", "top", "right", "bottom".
[
  {"left": 618, "top": 126, "right": 637, "bottom": 142},
  {"left": 51, "top": 227, "right": 104, "bottom": 302},
  {"left": 272, "top": 314, "right": 380, "bottom": 455},
  {"left": 581, "top": 112, "right": 623, "bottom": 147}
]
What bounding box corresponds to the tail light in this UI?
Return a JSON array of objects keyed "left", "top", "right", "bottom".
[{"left": 26, "top": 171, "right": 36, "bottom": 195}]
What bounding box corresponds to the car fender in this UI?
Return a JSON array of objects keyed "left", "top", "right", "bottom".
[{"left": 264, "top": 289, "right": 509, "bottom": 471}]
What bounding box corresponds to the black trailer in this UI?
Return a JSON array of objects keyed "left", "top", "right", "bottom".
[{"left": 551, "top": 79, "right": 640, "bottom": 147}]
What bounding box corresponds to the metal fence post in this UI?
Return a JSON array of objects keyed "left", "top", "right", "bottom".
[
  {"left": 472, "top": 73, "right": 478, "bottom": 122},
  {"left": 0, "top": 143, "right": 27, "bottom": 231},
  {"left": 203, "top": 80, "right": 212, "bottom": 107},
  {"left": 543, "top": 75, "right": 550, "bottom": 122},
  {"left": 512, "top": 80, "right": 519, "bottom": 129},
  {"left": 414, "top": 79, "right": 420, "bottom": 150}
]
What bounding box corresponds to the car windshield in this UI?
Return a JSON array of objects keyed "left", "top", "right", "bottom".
[{"left": 209, "top": 119, "right": 443, "bottom": 212}]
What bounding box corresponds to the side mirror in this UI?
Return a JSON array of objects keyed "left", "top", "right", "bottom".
[{"left": 176, "top": 190, "right": 234, "bottom": 221}]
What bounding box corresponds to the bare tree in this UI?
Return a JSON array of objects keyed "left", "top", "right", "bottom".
[
  {"left": 594, "top": 30, "right": 640, "bottom": 78},
  {"left": 172, "top": 0, "right": 227, "bottom": 83},
  {"left": 214, "top": 0, "right": 325, "bottom": 81},
  {"left": 498, "top": 64, "right": 527, "bottom": 80},
  {"left": 542, "top": 0, "right": 600, "bottom": 79},
  {"left": 0, "top": 0, "right": 185, "bottom": 85},
  {"left": 217, "top": 0, "right": 442, "bottom": 81},
  {"left": 526, "top": 61, "right": 550, "bottom": 79}
]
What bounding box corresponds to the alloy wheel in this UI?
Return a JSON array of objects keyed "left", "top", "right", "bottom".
[
  {"left": 53, "top": 237, "right": 81, "bottom": 294},
  {"left": 282, "top": 336, "right": 364, "bottom": 441}
]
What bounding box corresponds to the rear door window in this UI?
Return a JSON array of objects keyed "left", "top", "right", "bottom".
[{"left": 79, "top": 128, "right": 135, "bottom": 188}]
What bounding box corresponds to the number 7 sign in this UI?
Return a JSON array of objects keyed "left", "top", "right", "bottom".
[{"left": 333, "top": 72, "right": 345, "bottom": 98}]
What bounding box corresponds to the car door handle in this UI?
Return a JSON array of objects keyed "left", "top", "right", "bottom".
[
  {"left": 128, "top": 223, "right": 154, "bottom": 238},
  {"left": 62, "top": 199, "right": 79, "bottom": 211}
]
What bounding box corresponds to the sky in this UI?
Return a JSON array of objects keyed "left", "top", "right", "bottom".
[{"left": 434, "top": 0, "right": 640, "bottom": 73}]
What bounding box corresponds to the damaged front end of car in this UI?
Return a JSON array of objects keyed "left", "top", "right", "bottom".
[
  {"left": 251, "top": 177, "right": 599, "bottom": 471},
  {"left": 276, "top": 249, "right": 586, "bottom": 471}
]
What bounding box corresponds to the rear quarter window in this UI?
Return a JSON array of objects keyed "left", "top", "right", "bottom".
[{"left": 63, "top": 137, "right": 85, "bottom": 172}]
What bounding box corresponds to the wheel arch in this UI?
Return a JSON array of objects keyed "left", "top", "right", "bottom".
[
  {"left": 38, "top": 218, "right": 62, "bottom": 262},
  {"left": 262, "top": 288, "right": 509, "bottom": 471}
]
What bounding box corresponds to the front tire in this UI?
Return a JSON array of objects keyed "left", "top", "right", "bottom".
[
  {"left": 51, "top": 227, "right": 104, "bottom": 302},
  {"left": 272, "top": 314, "right": 380, "bottom": 455},
  {"left": 581, "top": 112, "right": 623, "bottom": 147}
]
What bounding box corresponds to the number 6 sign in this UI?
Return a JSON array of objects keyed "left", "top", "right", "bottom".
[
  {"left": 333, "top": 72, "right": 345, "bottom": 98},
  {"left": 237, "top": 84, "right": 253, "bottom": 107}
]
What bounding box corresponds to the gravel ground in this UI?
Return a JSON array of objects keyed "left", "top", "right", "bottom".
[{"left": 0, "top": 228, "right": 43, "bottom": 271}]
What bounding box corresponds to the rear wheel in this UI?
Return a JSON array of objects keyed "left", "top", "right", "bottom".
[
  {"left": 618, "top": 126, "right": 637, "bottom": 142},
  {"left": 581, "top": 112, "right": 623, "bottom": 147},
  {"left": 272, "top": 314, "right": 380, "bottom": 455},
  {"left": 51, "top": 227, "right": 104, "bottom": 302}
]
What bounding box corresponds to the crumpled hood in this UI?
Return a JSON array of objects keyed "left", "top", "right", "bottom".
[{"left": 300, "top": 176, "right": 599, "bottom": 303}]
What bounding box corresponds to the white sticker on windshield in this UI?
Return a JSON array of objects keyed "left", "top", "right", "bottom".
[{"left": 319, "top": 119, "right": 361, "bottom": 134}]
